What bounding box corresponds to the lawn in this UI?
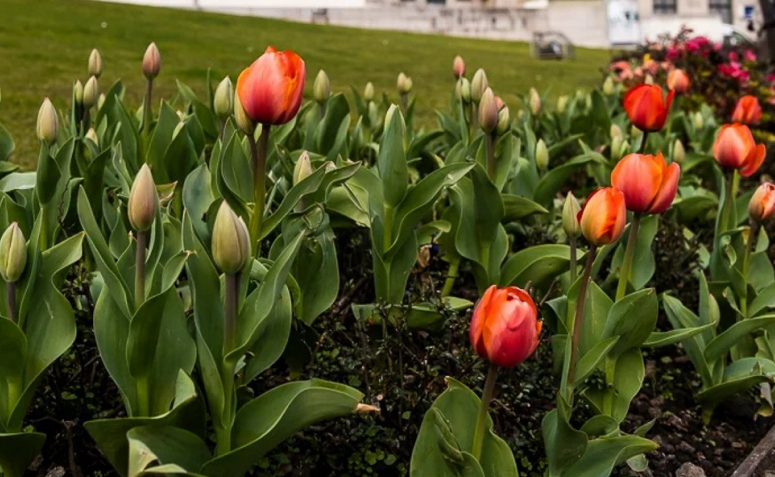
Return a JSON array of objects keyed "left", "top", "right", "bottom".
[{"left": 0, "top": 0, "right": 611, "bottom": 168}]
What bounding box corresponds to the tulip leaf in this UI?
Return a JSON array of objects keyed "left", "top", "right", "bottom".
[
  {"left": 182, "top": 163, "right": 216, "bottom": 244},
  {"left": 0, "top": 172, "right": 36, "bottom": 192},
  {"left": 0, "top": 121, "right": 15, "bottom": 163},
  {"left": 0, "top": 432, "right": 47, "bottom": 477},
  {"left": 662, "top": 293, "right": 715, "bottom": 387},
  {"left": 561, "top": 434, "right": 657, "bottom": 477},
  {"left": 378, "top": 106, "right": 408, "bottom": 207},
  {"left": 749, "top": 282, "right": 775, "bottom": 318},
  {"left": 572, "top": 336, "right": 619, "bottom": 387},
  {"left": 578, "top": 282, "right": 613, "bottom": 359},
  {"left": 411, "top": 408, "right": 484, "bottom": 477},
  {"left": 541, "top": 395, "right": 586, "bottom": 477},
  {"left": 499, "top": 244, "right": 581, "bottom": 291},
  {"left": 287, "top": 226, "right": 339, "bottom": 325},
  {"left": 127, "top": 426, "right": 211, "bottom": 477},
  {"left": 258, "top": 167, "right": 325, "bottom": 241},
  {"left": 611, "top": 215, "right": 658, "bottom": 291},
  {"left": 533, "top": 153, "right": 605, "bottom": 207},
  {"left": 642, "top": 322, "right": 717, "bottom": 348},
  {"left": 145, "top": 103, "right": 180, "bottom": 183},
  {"left": 501, "top": 194, "right": 548, "bottom": 222},
  {"left": 405, "top": 297, "right": 474, "bottom": 332},
  {"left": 601, "top": 289, "right": 658, "bottom": 359},
  {"left": 0, "top": 318, "right": 26, "bottom": 426},
  {"left": 704, "top": 315, "right": 775, "bottom": 364},
  {"left": 314, "top": 93, "right": 350, "bottom": 158}
]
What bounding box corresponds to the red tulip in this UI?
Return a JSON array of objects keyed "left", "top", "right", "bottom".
[
  {"left": 749, "top": 182, "right": 775, "bottom": 222},
  {"left": 713, "top": 123, "right": 766, "bottom": 177},
  {"left": 732, "top": 95, "right": 762, "bottom": 125},
  {"left": 623, "top": 84, "right": 675, "bottom": 132},
  {"left": 667, "top": 69, "right": 690, "bottom": 94},
  {"left": 453, "top": 55, "right": 466, "bottom": 79},
  {"left": 236, "top": 46, "right": 306, "bottom": 126},
  {"left": 611, "top": 152, "right": 680, "bottom": 214},
  {"left": 578, "top": 187, "right": 627, "bottom": 246},
  {"left": 469, "top": 285, "right": 541, "bottom": 368}
]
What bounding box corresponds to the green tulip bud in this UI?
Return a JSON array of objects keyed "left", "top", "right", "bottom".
[
  {"left": 459, "top": 77, "right": 472, "bottom": 104},
  {"left": 86, "top": 127, "right": 99, "bottom": 146},
  {"left": 575, "top": 89, "right": 586, "bottom": 101},
  {"left": 610, "top": 124, "right": 623, "bottom": 141},
  {"left": 562, "top": 192, "right": 581, "bottom": 238},
  {"left": 397, "top": 72, "right": 412, "bottom": 95},
  {"left": 603, "top": 76, "right": 615, "bottom": 95},
  {"left": 364, "top": 82, "right": 375, "bottom": 102},
  {"left": 694, "top": 112, "right": 704, "bottom": 130},
  {"left": 212, "top": 201, "right": 250, "bottom": 274},
  {"left": 557, "top": 95, "right": 569, "bottom": 114},
  {"left": 385, "top": 103, "right": 399, "bottom": 128},
  {"left": 234, "top": 93, "right": 255, "bottom": 136},
  {"left": 536, "top": 139, "right": 549, "bottom": 170},
  {"left": 36, "top": 98, "right": 58, "bottom": 146},
  {"left": 630, "top": 124, "right": 642, "bottom": 140},
  {"left": 478, "top": 88, "right": 498, "bottom": 134},
  {"left": 73, "top": 80, "right": 84, "bottom": 107},
  {"left": 673, "top": 139, "right": 685, "bottom": 164},
  {"left": 142, "top": 42, "right": 161, "bottom": 80},
  {"left": 314, "top": 70, "right": 331, "bottom": 104},
  {"left": 471, "top": 68, "right": 489, "bottom": 104},
  {"left": 0, "top": 223, "right": 26, "bottom": 283},
  {"left": 214, "top": 76, "right": 233, "bottom": 120},
  {"left": 97, "top": 93, "right": 106, "bottom": 111},
  {"left": 128, "top": 164, "right": 158, "bottom": 232},
  {"left": 293, "top": 151, "right": 313, "bottom": 186},
  {"left": 496, "top": 106, "right": 511, "bottom": 135},
  {"left": 529, "top": 88, "right": 541, "bottom": 116},
  {"left": 611, "top": 136, "right": 624, "bottom": 161},
  {"left": 88, "top": 48, "right": 103, "bottom": 78},
  {"left": 83, "top": 76, "right": 99, "bottom": 109}
]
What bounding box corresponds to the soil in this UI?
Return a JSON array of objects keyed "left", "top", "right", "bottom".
[{"left": 753, "top": 449, "right": 775, "bottom": 477}]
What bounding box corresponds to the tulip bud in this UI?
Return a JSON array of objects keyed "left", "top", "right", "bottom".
[
  {"left": 610, "top": 124, "right": 624, "bottom": 141},
  {"left": 73, "top": 80, "right": 84, "bottom": 107},
  {"left": 611, "top": 135, "right": 624, "bottom": 161},
  {"left": 535, "top": 139, "right": 549, "bottom": 170},
  {"left": 364, "top": 82, "right": 375, "bottom": 102},
  {"left": 88, "top": 48, "right": 103, "bottom": 78},
  {"left": 579, "top": 187, "right": 627, "bottom": 246},
  {"left": 212, "top": 201, "right": 250, "bottom": 274},
  {"left": 36, "top": 98, "right": 59, "bottom": 146},
  {"left": 142, "top": 42, "right": 161, "bottom": 80},
  {"left": 496, "top": 106, "right": 511, "bottom": 135},
  {"left": 694, "top": 112, "right": 704, "bottom": 130},
  {"left": 562, "top": 192, "right": 581, "bottom": 238},
  {"left": 83, "top": 76, "right": 99, "bottom": 109},
  {"left": 478, "top": 88, "right": 499, "bottom": 134},
  {"left": 557, "top": 95, "right": 569, "bottom": 114},
  {"left": 397, "top": 72, "right": 412, "bottom": 95},
  {"left": 128, "top": 164, "right": 158, "bottom": 232},
  {"left": 459, "top": 78, "right": 472, "bottom": 104},
  {"left": 452, "top": 55, "right": 465, "bottom": 79},
  {"left": 673, "top": 139, "right": 685, "bottom": 163},
  {"left": 314, "top": 70, "right": 331, "bottom": 104},
  {"left": 86, "top": 128, "right": 99, "bottom": 146},
  {"left": 234, "top": 93, "right": 256, "bottom": 136},
  {"left": 214, "top": 76, "right": 233, "bottom": 120},
  {"left": 0, "top": 223, "right": 27, "bottom": 283},
  {"left": 471, "top": 68, "right": 489, "bottom": 104},
  {"left": 603, "top": 76, "right": 615, "bottom": 95},
  {"left": 97, "top": 93, "right": 106, "bottom": 111},
  {"left": 293, "top": 151, "right": 313, "bottom": 186},
  {"left": 749, "top": 182, "right": 775, "bottom": 222},
  {"left": 528, "top": 88, "right": 541, "bottom": 116}
]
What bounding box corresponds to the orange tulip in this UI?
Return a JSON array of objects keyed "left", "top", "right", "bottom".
[
  {"left": 611, "top": 153, "right": 680, "bottom": 214},
  {"left": 667, "top": 69, "right": 690, "bottom": 94},
  {"left": 469, "top": 285, "right": 541, "bottom": 368},
  {"left": 578, "top": 187, "right": 627, "bottom": 246},
  {"left": 749, "top": 182, "right": 775, "bottom": 222},
  {"left": 732, "top": 95, "right": 762, "bottom": 125},
  {"left": 453, "top": 55, "right": 465, "bottom": 79},
  {"left": 236, "top": 46, "right": 306, "bottom": 126},
  {"left": 713, "top": 124, "right": 766, "bottom": 177},
  {"left": 623, "top": 84, "right": 675, "bottom": 132}
]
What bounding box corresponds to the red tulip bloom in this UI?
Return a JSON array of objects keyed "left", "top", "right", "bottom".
[
  {"left": 732, "top": 95, "right": 762, "bottom": 125},
  {"left": 749, "top": 182, "right": 775, "bottom": 222},
  {"left": 611, "top": 153, "right": 680, "bottom": 214},
  {"left": 623, "top": 84, "right": 675, "bottom": 132},
  {"left": 667, "top": 69, "right": 690, "bottom": 94},
  {"left": 713, "top": 123, "right": 766, "bottom": 177},
  {"left": 237, "top": 46, "right": 306, "bottom": 126},
  {"left": 578, "top": 187, "right": 627, "bottom": 246},
  {"left": 469, "top": 285, "right": 541, "bottom": 368},
  {"left": 453, "top": 55, "right": 466, "bottom": 79}
]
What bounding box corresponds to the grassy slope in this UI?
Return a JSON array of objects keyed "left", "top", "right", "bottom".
[{"left": 0, "top": 0, "right": 611, "bottom": 168}]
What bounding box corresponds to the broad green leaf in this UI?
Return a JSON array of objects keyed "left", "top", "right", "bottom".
[
  {"left": 561, "top": 434, "right": 657, "bottom": 477},
  {"left": 662, "top": 294, "right": 714, "bottom": 387},
  {"left": 127, "top": 426, "right": 211, "bottom": 477},
  {"left": 0, "top": 432, "right": 46, "bottom": 477},
  {"left": 572, "top": 337, "right": 619, "bottom": 386},
  {"left": 257, "top": 167, "right": 326, "bottom": 241},
  {"left": 501, "top": 194, "right": 548, "bottom": 222},
  {"left": 533, "top": 153, "right": 604, "bottom": 206},
  {"left": 405, "top": 297, "right": 473, "bottom": 332},
  {"left": 410, "top": 408, "right": 484, "bottom": 477},
  {"left": 601, "top": 289, "right": 658, "bottom": 358},
  {"left": 378, "top": 106, "right": 408, "bottom": 207},
  {"left": 0, "top": 319, "right": 26, "bottom": 426},
  {"left": 0, "top": 173, "right": 36, "bottom": 192},
  {"left": 500, "top": 244, "right": 581, "bottom": 290},
  {"left": 704, "top": 315, "right": 775, "bottom": 364},
  {"left": 541, "top": 396, "right": 586, "bottom": 477}
]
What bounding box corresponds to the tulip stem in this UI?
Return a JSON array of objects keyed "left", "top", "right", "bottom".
[
  {"left": 441, "top": 258, "right": 460, "bottom": 298},
  {"left": 569, "top": 236, "right": 578, "bottom": 283},
  {"left": 217, "top": 272, "right": 239, "bottom": 456},
  {"left": 249, "top": 125, "right": 270, "bottom": 256},
  {"left": 472, "top": 363, "right": 499, "bottom": 461},
  {"left": 400, "top": 93, "right": 409, "bottom": 114},
  {"left": 485, "top": 132, "right": 496, "bottom": 181},
  {"left": 224, "top": 273, "right": 238, "bottom": 354},
  {"left": 7, "top": 281, "right": 17, "bottom": 324},
  {"left": 567, "top": 245, "right": 596, "bottom": 389},
  {"left": 741, "top": 220, "right": 758, "bottom": 319},
  {"left": 615, "top": 213, "right": 641, "bottom": 301},
  {"left": 639, "top": 131, "right": 649, "bottom": 154},
  {"left": 143, "top": 79, "right": 153, "bottom": 139},
  {"left": 135, "top": 230, "right": 147, "bottom": 310},
  {"left": 720, "top": 171, "right": 737, "bottom": 234}
]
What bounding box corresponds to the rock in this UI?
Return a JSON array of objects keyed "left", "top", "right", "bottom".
[
  {"left": 677, "top": 441, "right": 697, "bottom": 454},
  {"left": 675, "top": 463, "right": 706, "bottom": 477}
]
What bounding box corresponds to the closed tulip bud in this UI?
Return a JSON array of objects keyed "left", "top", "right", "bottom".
[
  {"left": 214, "top": 76, "right": 233, "bottom": 120},
  {"left": 496, "top": 106, "right": 511, "bottom": 135},
  {"left": 470, "top": 285, "right": 541, "bottom": 368},
  {"left": 97, "top": 93, "right": 106, "bottom": 111},
  {"left": 557, "top": 95, "right": 569, "bottom": 114},
  {"left": 610, "top": 123, "right": 624, "bottom": 141},
  {"left": 536, "top": 139, "right": 549, "bottom": 170},
  {"left": 611, "top": 135, "right": 624, "bottom": 161},
  {"left": 364, "top": 82, "right": 375, "bottom": 102},
  {"left": 579, "top": 187, "right": 627, "bottom": 246},
  {"left": 603, "top": 76, "right": 615, "bottom": 95},
  {"left": 142, "top": 42, "right": 161, "bottom": 80},
  {"left": 234, "top": 93, "right": 256, "bottom": 136},
  {"left": 749, "top": 182, "right": 775, "bottom": 222},
  {"left": 88, "top": 48, "right": 103, "bottom": 78},
  {"left": 673, "top": 139, "right": 685, "bottom": 163},
  {"left": 452, "top": 55, "right": 466, "bottom": 79},
  {"left": 623, "top": 84, "right": 674, "bottom": 132},
  {"left": 128, "top": 164, "right": 158, "bottom": 232},
  {"left": 471, "top": 68, "right": 489, "bottom": 104},
  {"left": 212, "top": 201, "right": 250, "bottom": 274},
  {"left": 612, "top": 152, "right": 680, "bottom": 214},
  {"left": 694, "top": 112, "right": 704, "bottom": 130},
  {"left": 36, "top": 98, "right": 58, "bottom": 146},
  {"left": 314, "top": 70, "right": 331, "bottom": 104},
  {"left": 713, "top": 123, "right": 766, "bottom": 177},
  {"left": 0, "top": 223, "right": 26, "bottom": 283},
  {"left": 478, "top": 88, "right": 499, "bottom": 134},
  {"left": 237, "top": 46, "right": 305, "bottom": 125},
  {"left": 397, "top": 72, "right": 413, "bottom": 95},
  {"left": 732, "top": 95, "right": 762, "bottom": 125},
  {"left": 528, "top": 88, "right": 541, "bottom": 116},
  {"left": 667, "top": 69, "right": 690, "bottom": 94},
  {"left": 83, "top": 76, "right": 99, "bottom": 109},
  {"left": 562, "top": 192, "right": 581, "bottom": 238},
  {"left": 459, "top": 78, "right": 472, "bottom": 103},
  {"left": 73, "top": 80, "right": 84, "bottom": 106},
  {"left": 293, "top": 151, "right": 313, "bottom": 186},
  {"left": 86, "top": 128, "right": 99, "bottom": 146}
]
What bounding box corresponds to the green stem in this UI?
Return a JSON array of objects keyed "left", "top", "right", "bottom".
[
  {"left": 471, "top": 363, "right": 499, "bottom": 461},
  {"left": 441, "top": 259, "right": 460, "bottom": 298},
  {"left": 602, "top": 355, "right": 616, "bottom": 416},
  {"left": 6, "top": 281, "right": 17, "bottom": 324},
  {"left": 249, "top": 125, "right": 270, "bottom": 256},
  {"left": 639, "top": 131, "right": 649, "bottom": 154},
  {"left": 566, "top": 246, "right": 596, "bottom": 389},
  {"left": 720, "top": 171, "right": 736, "bottom": 234},
  {"left": 485, "top": 133, "right": 496, "bottom": 181},
  {"left": 135, "top": 230, "right": 147, "bottom": 310},
  {"left": 143, "top": 78, "right": 153, "bottom": 139},
  {"left": 136, "top": 375, "right": 151, "bottom": 417},
  {"left": 217, "top": 273, "right": 239, "bottom": 456},
  {"left": 569, "top": 236, "right": 577, "bottom": 283},
  {"left": 400, "top": 93, "right": 408, "bottom": 114},
  {"left": 615, "top": 213, "right": 641, "bottom": 301},
  {"left": 741, "top": 221, "right": 758, "bottom": 319}
]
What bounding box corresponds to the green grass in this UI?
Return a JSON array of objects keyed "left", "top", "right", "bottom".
[{"left": 0, "top": 0, "right": 611, "bottom": 168}]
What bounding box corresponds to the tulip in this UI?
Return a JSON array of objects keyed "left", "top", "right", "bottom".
[
  {"left": 83, "top": 76, "right": 99, "bottom": 109},
  {"left": 214, "top": 77, "right": 233, "bottom": 120},
  {"left": 557, "top": 95, "right": 569, "bottom": 114},
  {"left": 469, "top": 285, "right": 541, "bottom": 368},
  {"left": 623, "top": 84, "right": 674, "bottom": 132},
  {"left": 496, "top": 105, "right": 511, "bottom": 136},
  {"left": 749, "top": 182, "right": 775, "bottom": 222},
  {"left": 453, "top": 55, "right": 465, "bottom": 79},
  {"left": 471, "top": 68, "right": 489, "bottom": 104},
  {"left": 212, "top": 201, "right": 250, "bottom": 274},
  {"left": 694, "top": 112, "right": 704, "bottom": 130},
  {"left": 579, "top": 187, "right": 627, "bottom": 246},
  {"left": 610, "top": 124, "right": 624, "bottom": 141},
  {"left": 73, "top": 80, "right": 84, "bottom": 107},
  {"left": 314, "top": 70, "right": 331, "bottom": 104},
  {"left": 713, "top": 123, "right": 766, "bottom": 177},
  {"left": 528, "top": 88, "right": 541, "bottom": 116},
  {"left": 562, "top": 192, "right": 581, "bottom": 238},
  {"left": 732, "top": 95, "right": 762, "bottom": 125},
  {"left": 142, "top": 42, "right": 161, "bottom": 80},
  {"left": 0, "top": 223, "right": 26, "bottom": 284},
  {"left": 97, "top": 93, "right": 106, "bottom": 111},
  {"left": 88, "top": 48, "right": 103, "bottom": 78},
  {"left": 237, "top": 46, "right": 306, "bottom": 126},
  {"left": 673, "top": 139, "right": 685, "bottom": 163},
  {"left": 535, "top": 139, "right": 549, "bottom": 170},
  {"left": 611, "top": 153, "right": 680, "bottom": 214},
  {"left": 363, "top": 82, "right": 375, "bottom": 102},
  {"left": 86, "top": 128, "right": 99, "bottom": 146},
  {"left": 37, "top": 98, "right": 59, "bottom": 146},
  {"left": 128, "top": 164, "right": 158, "bottom": 232},
  {"left": 667, "top": 69, "right": 690, "bottom": 94},
  {"left": 603, "top": 76, "right": 615, "bottom": 95},
  {"left": 478, "top": 88, "right": 499, "bottom": 134},
  {"left": 457, "top": 77, "right": 472, "bottom": 104},
  {"left": 233, "top": 93, "right": 256, "bottom": 136},
  {"left": 293, "top": 151, "right": 313, "bottom": 186},
  {"left": 397, "top": 72, "right": 413, "bottom": 95}
]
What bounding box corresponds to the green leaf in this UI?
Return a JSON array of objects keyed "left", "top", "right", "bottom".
[
  {"left": 258, "top": 167, "right": 326, "bottom": 241},
  {"left": 0, "top": 318, "right": 26, "bottom": 427},
  {"left": 500, "top": 244, "right": 581, "bottom": 290},
  {"left": 0, "top": 121, "right": 16, "bottom": 163},
  {"left": 501, "top": 194, "right": 548, "bottom": 222},
  {"left": 378, "top": 107, "right": 408, "bottom": 207},
  {"left": 0, "top": 173, "right": 36, "bottom": 192},
  {"left": 704, "top": 315, "right": 775, "bottom": 364},
  {"left": 541, "top": 396, "right": 586, "bottom": 477},
  {"left": 643, "top": 322, "right": 717, "bottom": 348},
  {"left": 127, "top": 426, "right": 211, "bottom": 477},
  {"left": 561, "top": 434, "right": 657, "bottom": 477},
  {"left": 601, "top": 289, "right": 658, "bottom": 358},
  {"left": 0, "top": 432, "right": 46, "bottom": 477},
  {"left": 662, "top": 293, "right": 714, "bottom": 387},
  {"left": 533, "top": 153, "right": 604, "bottom": 206},
  {"left": 572, "top": 337, "right": 619, "bottom": 386},
  {"left": 405, "top": 297, "right": 473, "bottom": 332}
]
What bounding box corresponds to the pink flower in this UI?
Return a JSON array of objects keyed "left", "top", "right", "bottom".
[
  {"left": 767, "top": 74, "right": 775, "bottom": 83},
  {"left": 744, "top": 49, "right": 757, "bottom": 62},
  {"left": 729, "top": 51, "right": 739, "bottom": 62}
]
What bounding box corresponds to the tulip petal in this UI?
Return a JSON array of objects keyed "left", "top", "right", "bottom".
[
  {"left": 611, "top": 153, "right": 663, "bottom": 213},
  {"left": 236, "top": 47, "right": 306, "bottom": 126},
  {"left": 470, "top": 285, "right": 496, "bottom": 358},
  {"left": 647, "top": 162, "right": 680, "bottom": 214},
  {"left": 741, "top": 143, "right": 767, "bottom": 178}
]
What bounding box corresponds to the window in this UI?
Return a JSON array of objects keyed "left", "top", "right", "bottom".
[
  {"left": 653, "top": 0, "right": 676, "bottom": 14},
  {"left": 709, "top": 0, "right": 732, "bottom": 23}
]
